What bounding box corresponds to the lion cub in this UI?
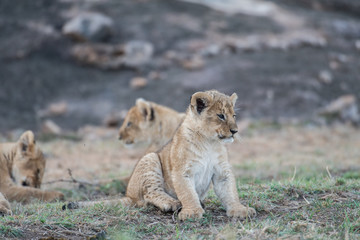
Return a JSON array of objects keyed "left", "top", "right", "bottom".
[
  {"left": 0, "top": 131, "right": 64, "bottom": 215},
  {"left": 119, "top": 98, "right": 185, "bottom": 153},
  {"left": 67, "top": 90, "right": 255, "bottom": 220}
]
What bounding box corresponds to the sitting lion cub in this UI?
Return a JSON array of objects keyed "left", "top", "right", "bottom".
[
  {"left": 66, "top": 90, "right": 255, "bottom": 220},
  {"left": 119, "top": 98, "right": 185, "bottom": 153},
  {"left": 0, "top": 131, "right": 64, "bottom": 215}
]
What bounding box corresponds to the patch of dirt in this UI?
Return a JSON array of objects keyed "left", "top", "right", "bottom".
[{"left": 4, "top": 222, "right": 105, "bottom": 240}]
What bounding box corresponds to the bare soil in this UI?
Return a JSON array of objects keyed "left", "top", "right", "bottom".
[{"left": 40, "top": 123, "right": 360, "bottom": 192}]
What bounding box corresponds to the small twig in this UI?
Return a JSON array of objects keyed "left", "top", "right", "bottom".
[
  {"left": 284, "top": 205, "right": 308, "bottom": 211},
  {"left": 172, "top": 207, "right": 181, "bottom": 222},
  {"left": 42, "top": 179, "right": 83, "bottom": 185},
  {"left": 326, "top": 166, "right": 333, "bottom": 180},
  {"left": 303, "top": 195, "right": 310, "bottom": 205},
  {"left": 52, "top": 230, "right": 69, "bottom": 239},
  {"left": 148, "top": 221, "right": 160, "bottom": 227},
  {"left": 42, "top": 168, "right": 98, "bottom": 186}
]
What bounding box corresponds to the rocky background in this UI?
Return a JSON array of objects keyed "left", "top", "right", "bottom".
[{"left": 0, "top": 0, "right": 359, "bottom": 134}]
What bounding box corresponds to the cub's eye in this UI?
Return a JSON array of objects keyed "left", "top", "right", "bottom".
[
  {"left": 217, "top": 114, "right": 225, "bottom": 121},
  {"left": 233, "top": 115, "right": 236, "bottom": 119},
  {"left": 127, "top": 122, "right": 132, "bottom": 127}
]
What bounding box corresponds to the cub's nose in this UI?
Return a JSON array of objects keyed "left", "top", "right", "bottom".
[
  {"left": 230, "top": 129, "right": 238, "bottom": 135},
  {"left": 118, "top": 134, "right": 122, "bottom": 140},
  {"left": 22, "top": 180, "right": 29, "bottom": 187}
]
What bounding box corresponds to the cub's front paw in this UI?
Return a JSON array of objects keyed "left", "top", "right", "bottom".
[
  {"left": 45, "top": 191, "right": 65, "bottom": 202},
  {"left": 162, "top": 199, "right": 181, "bottom": 212},
  {"left": 0, "top": 195, "right": 11, "bottom": 216},
  {"left": 0, "top": 204, "right": 12, "bottom": 216},
  {"left": 178, "top": 207, "right": 204, "bottom": 220},
  {"left": 227, "top": 205, "right": 256, "bottom": 219}
]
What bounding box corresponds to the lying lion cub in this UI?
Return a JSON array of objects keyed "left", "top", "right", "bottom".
[
  {"left": 119, "top": 98, "right": 185, "bottom": 153},
  {"left": 0, "top": 131, "right": 64, "bottom": 215},
  {"left": 66, "top": 90, "right": 256, "bottom": 220}
]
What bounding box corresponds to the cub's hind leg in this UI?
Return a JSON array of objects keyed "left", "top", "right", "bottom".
[
  {"left": 63, "top": 153, "right": 180, "bottom": 212},
  {"left": 128, "top": 153, "right": 181, "bottom": 212}
]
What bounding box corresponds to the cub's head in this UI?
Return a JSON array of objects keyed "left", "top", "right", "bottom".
[
  {"left": 190, "top": 90, "right": 238, "bottom": 143},
  {"left": 118, "top": 98, "right": 156, "bottom": 148},
  {"left": 12, "top": 131, "right": 46, "bottom": 188}
]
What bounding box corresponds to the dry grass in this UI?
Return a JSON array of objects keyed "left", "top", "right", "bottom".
[
  {"left": 1, "top": 122, "right": 359, "bottom": 239},
  {"left": 229, "top": 122, "right": 360, "bottom": 181}
]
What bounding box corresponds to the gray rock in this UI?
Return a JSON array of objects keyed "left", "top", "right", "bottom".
[
  {"left": 148, "top": 71, "right": 163, "bottom": 81},
  {"left": 71, "top": 40, "right": 153, "bottom": 69},
  {"left": 226, "top": 36, "right": 263, "bottom": 52},
  {"left": 225, "top": 30, "right": 326, "bottom": 53},
  {"left": 333, "top": 20, "right": 360, "bottom": 38},
  {"left": 200, "top": 44, "right": 222, "bottom": 57},
  {"left": 62, "top": 12, "right": 113, "bottom": 42},
  {"left": 38, "top": 101, "right": 68, "bottom": 118},
  {"left": 181, "top": 55, "right": 205, "bottom": 70},
  {"left": 320, "top": 95, "right": 360, "bottom": 124},
  {"left": 42, "top": 120, "right": 62, "bottom": 135},
  {"left": 318, "top": 70, "right": 333, "bottom": 84},
  {"left": 130, "top": 77, "right": 148, "bottom": 89},
  {"left": 356, "top": 40, "right": 360, "bottom": 50},
  {"left": 122, "top": 40, "right": 154, "bottom": 68},
  {"left": 266, "top": 30, "right": 327, "bottom": 50}
]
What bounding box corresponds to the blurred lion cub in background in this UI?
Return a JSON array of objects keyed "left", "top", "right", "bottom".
[{"left": 118, "top": 98, "right": 185, "bottom": 153}]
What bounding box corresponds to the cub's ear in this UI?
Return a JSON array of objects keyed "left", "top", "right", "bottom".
[
  {"left": 190, "top": 92, "right": 212, "bottom": 114},
  {"left": 18, "top": 130, "right": 36, "bottom": 155},
  {"left": 230, "top": 93, "right": 238, "bottom": 106},
  {"left": 135, "top": 98, "right": 155, "bottom": 121}
]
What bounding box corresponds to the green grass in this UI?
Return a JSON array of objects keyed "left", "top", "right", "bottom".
[
  {"left": 1, "top": 171, "right": 359, "bottom": 239},
  {"left": 1, "top": 123, "right": 360, "bottom": 239}
]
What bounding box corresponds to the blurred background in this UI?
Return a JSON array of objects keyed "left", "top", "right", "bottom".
[
  {"left": 1, "top": 2, "right": 359, "bottom": 238},
  {"left": 0, "top": 0, "right": 359, "bottom": 134}
]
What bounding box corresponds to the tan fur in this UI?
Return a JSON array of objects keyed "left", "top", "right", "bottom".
[
  {"left": 0, "top": 131, "right": 64, "bottom": 211},
  {"left": 119, "top": 98, "right": 185, "bottom": 153},
  {"left": 70, "top": 91, "right": 255, "bottom": 220},
  {"left": 0, "top": 192, "right": 11, "bottom": 216}
]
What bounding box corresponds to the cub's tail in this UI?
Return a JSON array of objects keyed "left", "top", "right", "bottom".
[{"left": 62, "top": 197, "right": 134, "bottom": 210}]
